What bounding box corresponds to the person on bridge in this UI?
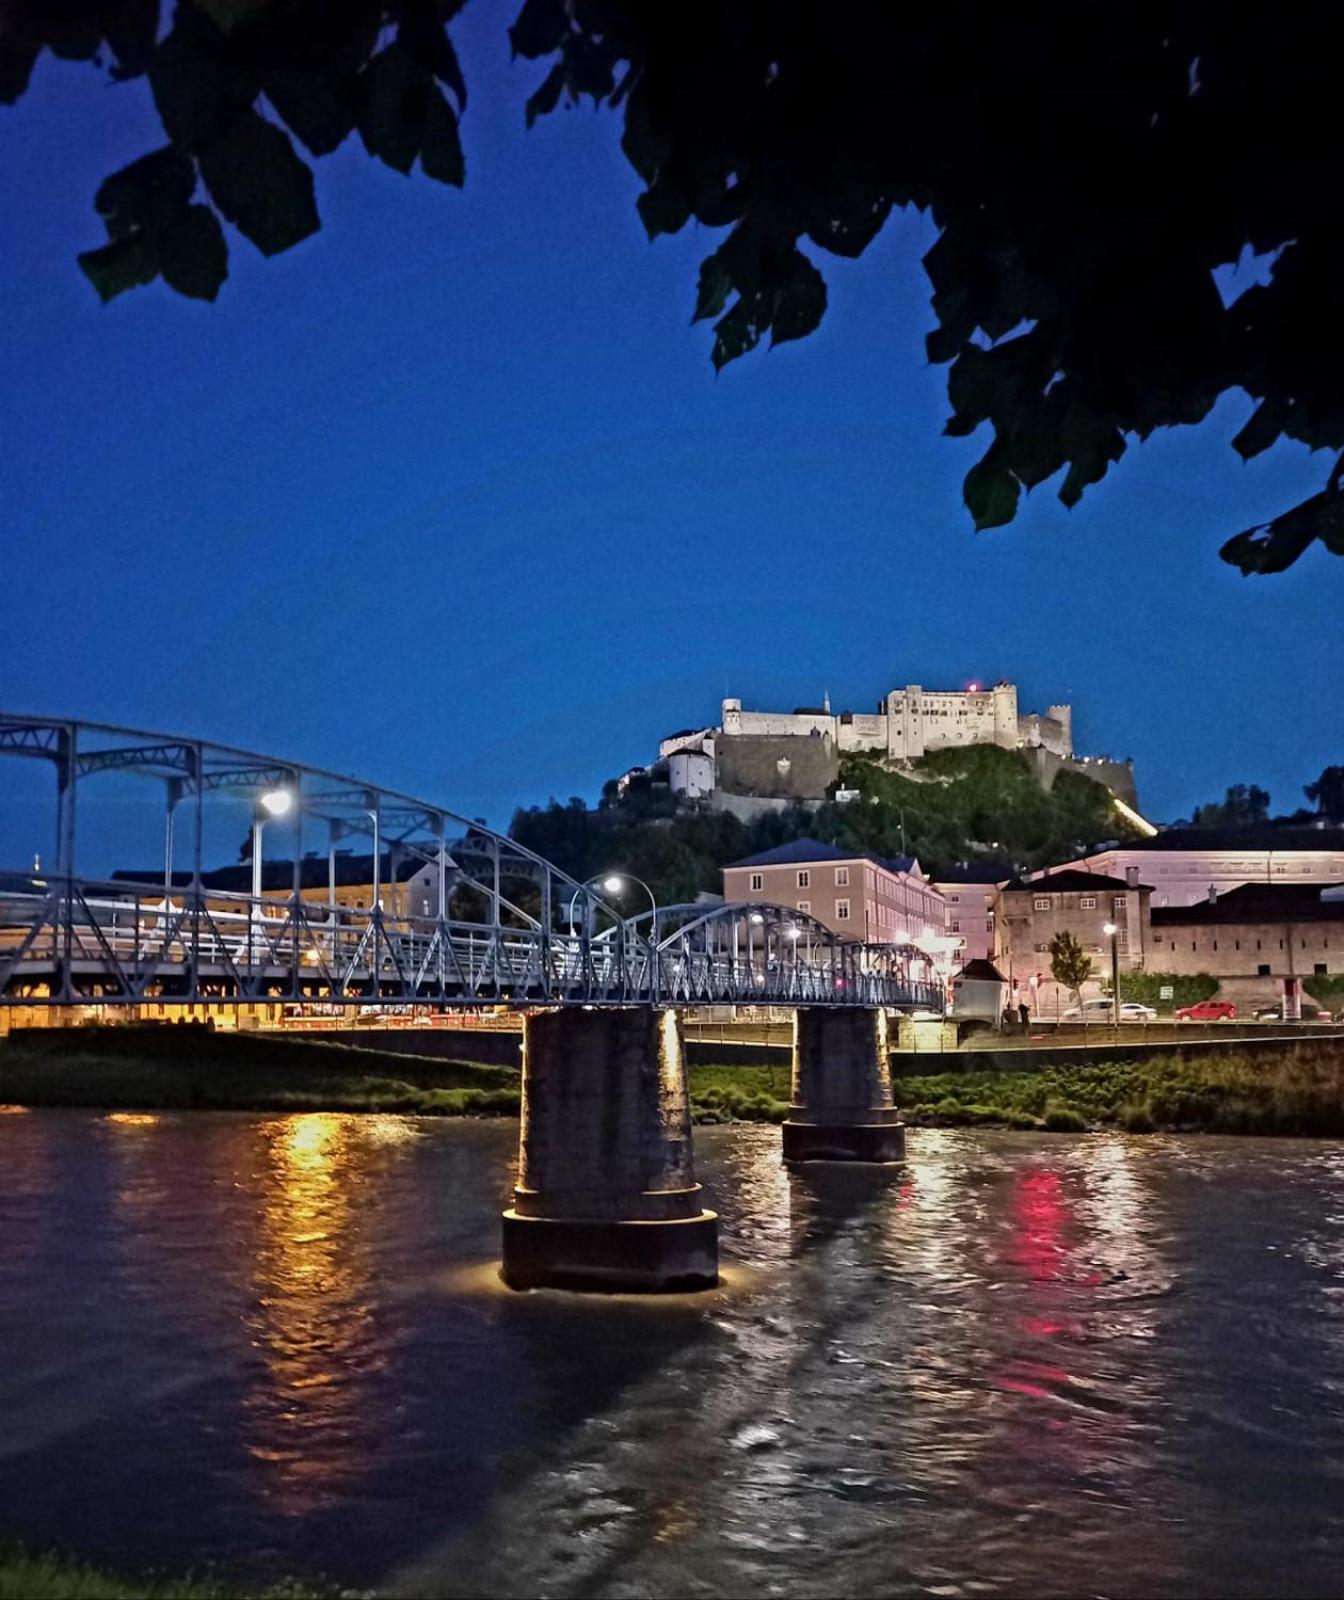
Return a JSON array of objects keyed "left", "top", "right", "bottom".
[{"left": 1018, "top": 999, "right": 1031, "bottom": 1027}]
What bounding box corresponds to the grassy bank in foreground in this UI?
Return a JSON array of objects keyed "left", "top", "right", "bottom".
[{"left": 0, "top": 1546, "right": 349, "bottom": 1600}]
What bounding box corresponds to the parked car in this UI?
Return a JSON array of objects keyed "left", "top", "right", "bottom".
[
  {"left": 1175, "top": 1000, "right": 1238, "bottom": 1022},
  {"left": 1062, "top": 998, "right": 1158, "bottom": 1022},
  {"left": 1252, "top": 1001, "right": 1332, "bottom": 1022}
]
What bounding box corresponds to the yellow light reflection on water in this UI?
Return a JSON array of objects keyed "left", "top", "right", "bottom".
[
  {"left": 242, "top": 1112, "right": 387, "bottom": 1516},
  {"left": 104, "top": 1111, "right": 160, "bottom": 1128}
]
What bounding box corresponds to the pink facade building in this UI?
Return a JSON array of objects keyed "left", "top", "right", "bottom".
[
  {"left": 931, "top": 862, "right": 1013, "bottom": 965},
  {"left": 1045, "top": 826, "right": 1344, "bottom": 909},
  {"left": 722, "top": 839, "right": 945, "bottom": 946}
]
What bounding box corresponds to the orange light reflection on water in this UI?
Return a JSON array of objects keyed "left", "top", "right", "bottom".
[{"left": 241, "top": 1113, "right": 389, "bottom": 1517}]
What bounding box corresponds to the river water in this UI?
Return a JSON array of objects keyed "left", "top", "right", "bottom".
[{"left": 2, "top": 1111, "right": 1344, "bottom": 1598}]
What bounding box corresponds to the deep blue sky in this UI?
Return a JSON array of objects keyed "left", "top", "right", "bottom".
[{"left": 1, "top": 6, "right": 1340, "bottom": 873}]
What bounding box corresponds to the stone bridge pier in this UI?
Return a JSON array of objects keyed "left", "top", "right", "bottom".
[
  {"left": 782, "top": 1007, "right": 906, "bottom": 1163},
  {"left": 501, "top": 1008, "right": 719, "bottom": 1292}
]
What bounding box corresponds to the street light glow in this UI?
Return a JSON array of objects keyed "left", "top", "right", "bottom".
[
  {"left": 602, "top": 874, "right": 623, "bottom": 894},
  {"left": 785, "top": 926, "right": 802, "bottom": 940},
  {"left": 259, "top": 787, "right": 293, "bottom": 817},
  {"left": 749, "top": 912, "right": 764, "bottom": 925},
  {"left": 1103, "top": 921, "right": 1118, "bottom": 936}
]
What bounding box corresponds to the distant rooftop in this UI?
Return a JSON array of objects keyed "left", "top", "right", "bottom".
[
  {"left": 931, "top": 862, "right": 1016, "bottom": 885},
  {"left": 1153, "top": 882, "right": 1344, "bottom": 926},
  {"left": 1004, "top": 869, "right": 1148, "bottom": 893},
  {"left": 727, "top": 837, "right": 919, "bottom": 876}
]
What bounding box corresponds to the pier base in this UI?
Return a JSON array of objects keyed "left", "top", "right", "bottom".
[
  {"left": 783, "top": 1007, "right": 906, "bottom": 1165},
  {"left": 501, "top": 1008, "right": 718, "bottom": 1292}
]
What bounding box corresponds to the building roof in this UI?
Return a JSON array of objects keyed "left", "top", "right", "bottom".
[
  {"left": 727, "top": 837, "right": 918, "bottom": 876},
  {"left": 932, "top": 862, "right": 1016, "bottom": 885},
  {"left": 955, "top": 958, "right": 1006, "bottom": 983},
  {"left": 1004, "top": 869, "right": 1150, "bottom": 893},
  {"left": 1152, "top": 882, "right": 1344, "bottom": 927},
  {"left": 1111, "top": 825, "right": 1344, "bottom": 853}
]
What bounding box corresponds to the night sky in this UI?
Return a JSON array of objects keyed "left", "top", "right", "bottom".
[{"left": 2, "top": 5, "right": 1340, "bottom": 872}]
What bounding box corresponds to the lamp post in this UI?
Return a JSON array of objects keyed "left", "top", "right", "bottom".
[
  {"left": 251, "top": 786, "right": 293, "bottom": 949},
  {"left": 565, "top": 871, "right": 657, "bottom": 932},
  {"left": 1103, "top": 921, "right": 1120, "bottom": 1031}
]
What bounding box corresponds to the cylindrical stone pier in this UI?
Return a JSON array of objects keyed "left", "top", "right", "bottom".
[
  {"left": 501, "top": 1008, "right": 718, "bottom": 1292},
  {"left": 782, "top": 1007, "right": 906, "bottom": 1163}
]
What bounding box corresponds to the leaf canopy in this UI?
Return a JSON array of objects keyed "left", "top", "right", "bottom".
[{"left": 6, "top": 1, "right": 1344, "bottom": 571}]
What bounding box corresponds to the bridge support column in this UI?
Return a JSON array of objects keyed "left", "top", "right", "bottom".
[
  {"left": 782, "top": 1007, "right": 905, "bottom": 1163},
  {"left": 501, "top": 1008, "right": 718, "bottom": 1292}
]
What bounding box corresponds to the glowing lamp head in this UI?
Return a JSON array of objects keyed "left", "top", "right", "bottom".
[
  {"left": 259, "top": 787, "right": 293, "bottom": 818},
  {"left": 749, "top": 912, "right": 764, "bottom": 926},
  {"left": 1103, "top": 921, "right": 1118, "bottom": 937},
  {"left": 785, "top": 926, "right": 801, "bottom": 940},
  {"left": 601, "top": 874, "right": 623, "bottom": 895}
]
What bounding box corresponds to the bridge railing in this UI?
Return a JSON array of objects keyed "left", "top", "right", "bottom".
[{"left": 1, "top": 880, "right": 945, "bottom": 1012}]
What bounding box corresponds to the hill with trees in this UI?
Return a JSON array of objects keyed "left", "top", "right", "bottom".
[{"left": 510, "top": 745, "right": 1134, "bottom": 909}]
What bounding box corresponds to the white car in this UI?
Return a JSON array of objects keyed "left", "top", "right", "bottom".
[{"left": 1062, "top": 998, "right": 1157, "bottom": 1022}]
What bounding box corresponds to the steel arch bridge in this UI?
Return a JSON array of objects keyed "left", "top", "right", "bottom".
[{"left": 0, "top": 713, "right": 945, "bottom": 1015}]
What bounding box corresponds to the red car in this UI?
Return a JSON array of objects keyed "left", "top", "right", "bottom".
[{"left": 1175, "top": 1000, "right": 1237, "bottom": 1022}]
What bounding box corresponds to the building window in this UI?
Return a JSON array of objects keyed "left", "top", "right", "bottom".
[
  {"left": 749, "top": 873, "right": 763, "bottom": 893},
  {"left": 951, "top": 920, "right": 961, "bottom": 933},
  {"left": 1080, "top": 896, "right": 1096, "bottom": 909},
  {"left": 835, "top": 867, "right": 849, "bottom": 887},
  {"left": 986, "top": 919, "right": 994, "bottom": 933},
  {"left": 1258, "top": 963, "right": 1271, "bottom": 976},
  {"left": 1315, "top": 963, "right": 1328, "bottom": 975},
  {"left": 1113, "top": 895, "right": 1126, "bottom": 911},
  {"left": 836, "top": 899, "right": 851, "bottom": 920},
  {"left": 948, "top": 892, "right": 959, "bottom": 902},
  {"left": 1033, "top": 897, "right": 1051, "bottom": 911},
  {"left": 797, "top": 870, "right": 810, "bottom": 889},
  {"left": 797, "top": 900, "right": 810, "bottom": 914}
]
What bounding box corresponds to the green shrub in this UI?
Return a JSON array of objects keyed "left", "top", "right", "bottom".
[
  {"left": 1041, "top": 1099, "right": 1088, "bottom": 1132},
  {"left": 1119, "top": 1102, "right": 1155, "bottom": 1132},
  {"left": 1116, "top": 971, "right": 1219, "bottom": 1013}
]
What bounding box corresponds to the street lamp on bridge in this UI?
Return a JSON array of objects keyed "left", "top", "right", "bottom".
[
  {"left": 250, "top": 785, "right": 294, "bottom": 920},
  {"left": 1103, "top": 921, "right": 1120, "bottom": 1030}
]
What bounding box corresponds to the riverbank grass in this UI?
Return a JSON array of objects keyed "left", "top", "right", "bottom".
[{"left": 0, "top": 1546, "right": 351, "bottom": 1600}]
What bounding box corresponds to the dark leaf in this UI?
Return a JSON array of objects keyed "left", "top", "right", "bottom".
[
  {"left": 1231, "top": 397, "right": 1287, "bottom": 461},
  {"left": 159, "top": 203, "right": 227, "bottom": 299},
  {"left": 0, "top": 28, "right": 42, "bottom": 103},
  {"left": 509, "top": 0, "right": 568, "bottom": 60},
  {"left": 94, "top": 146, "right": 195, "bottom": 239},
  {"left": 45, "top": 14, "right": 105, "bottom": 61},
  {"left": 78, "top": 232, "right": 160, "bottom": 302},
  {"left": 420, "top": 87, "right": 464, "bottom": 185},
  {"left": 693, "top": 251, "right": 732, "bottom": 323},
  {"left": 807, "top": 189, "right": 892, "bottom": 260},
  {"left": 105, "top": 0, "right": 160, "bottom": 80},
  {"left": 769, "top": 252, "right": 826, "bottom": 347},
  {"left": 198, "top": 109, "right": 319, "bottom": 256},
  {"left": 358, "top": 44, "right": 427, "bottom": 174},
  {"left": 566, "top": 35, "right": 616, "bottom": 101},
  {"left": 925, "top": 323, "right": 966, "bottom": 365},
  {"left": 150, "top": 15, "right": 242, "bottom": 148},
  {"left": 524, "top": 62, "right": 565, "bottom": 127},
  {"left": 1220, "top": 486, "right": 1344, "bottom": 572},
  {"left": 964, "top": 454, "right": 1021, "bottom": 530},
  {"left": 712, "top": 301, "right": 760, "bottom": 371},
  {"left": 429, "top": 34, "right": 467, "bottom": 109},
  {"left": 263, "top": 66, "right": 356, "bottom": 156},
  {"left": 636, "top": 182, "right": 690, "bottom": 240}
]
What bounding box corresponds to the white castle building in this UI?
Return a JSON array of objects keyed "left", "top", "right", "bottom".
[{"left": 661, "top": 682, "right": 1072, "bottom": 767}]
